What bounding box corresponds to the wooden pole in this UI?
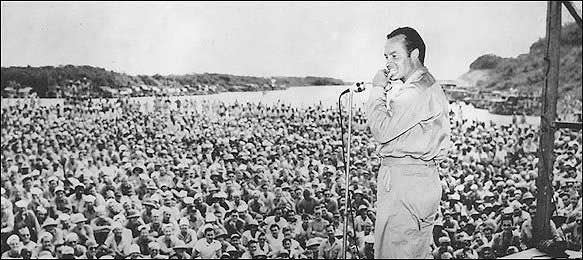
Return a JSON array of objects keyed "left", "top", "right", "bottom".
[{"left": 534, "top": 1, "right": 561, "bottom": 245}]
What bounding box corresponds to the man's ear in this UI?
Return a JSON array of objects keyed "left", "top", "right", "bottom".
[{"left": 410, "top": 48, "right": 420, "bottom": 63}]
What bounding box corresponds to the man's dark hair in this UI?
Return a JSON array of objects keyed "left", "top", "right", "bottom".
[
  {"left": 204, "top": 227, "right": 214, "bottom": 234},
  {"left": 501, "top": 215, "right": 513, "bottom": 223},
  {"left": 386, "top": 27, "right": 426, "bottom": 65}
]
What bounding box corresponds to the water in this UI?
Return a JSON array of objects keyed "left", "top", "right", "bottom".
[{"left": 1, "top": 85, "right": 541, "bottom": 126}]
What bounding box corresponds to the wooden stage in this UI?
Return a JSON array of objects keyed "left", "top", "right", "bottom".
[{"left": 500, "top": 248, "right": 582, "bottom": 259}]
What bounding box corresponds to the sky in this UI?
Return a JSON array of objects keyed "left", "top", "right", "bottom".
[{"left": 1, "top": 1, "right": 581, "bottom": 83}]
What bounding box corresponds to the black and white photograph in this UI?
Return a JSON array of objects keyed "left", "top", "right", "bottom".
[{"left": 1, "top": 1, "right": 582, "bottom": 259}]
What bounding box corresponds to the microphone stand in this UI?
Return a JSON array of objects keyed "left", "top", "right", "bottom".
[{"left": 341, "top": 89, "right": 354, "bottom": 260}]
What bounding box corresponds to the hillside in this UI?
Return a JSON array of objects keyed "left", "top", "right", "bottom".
[
  {"left": 458, "top": 22, "right": 582, "bottom": 99},
  {"left": 0, "top": 65, "right": 347, "bottom": 98}
]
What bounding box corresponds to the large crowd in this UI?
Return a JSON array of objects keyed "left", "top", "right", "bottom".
[{"left": 1, "top": 96, "right": 581, "bottom": 259}]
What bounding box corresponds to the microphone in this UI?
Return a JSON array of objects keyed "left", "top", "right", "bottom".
[{"left": 340, "top": 82, "right": 369, "bottom": 96}]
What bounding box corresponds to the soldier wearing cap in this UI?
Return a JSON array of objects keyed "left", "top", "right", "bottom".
[
  {"left": 353, "top": 204, "right": 370, "bottom": 232},
  {"left": 273, "top": 187, "right": 295, "bottom": 214},
  {"left": 1, "top": 195, "right": 15, "bottom": 253},
  {"left": 351, "top": 189, "right": 371, "bottom": 213},
  {"left": 453, "top": 232, "right": 478, "bottom": 259},
  {"left": 282, "top": 225, "right": 304, "bottom": 255},
  {"left": 1, "top": 234, "right": 22, "bottom": 258},
  {"left": 80, "top": 194, "right": 98, "bottom": 220},
  {"left": 52, "top": 185, "right": 72, "bottom": 214},
  {"left": 443, "top": 210, "right": 459, "bottom": 240},
  {"left": 141, "top": 198, "right": 159, "bottom": 225},
  {"left": 170, "top": 240, "right": 190, "bottom": 259},
  {"left": 224, "top": 210, "right": 245, "bottom": 238},
  {"left": 305, "top": 237, "right": 321, "bottom": 259},
  {"left": 227, "top": 190, "right": 247, "bottom": 212},
  {"left": 64, "top": 232, "right": 87, "bottom": 257},
  {"left": 14, "top": 199, "right": 41, "bottom": 243},
  {"left": 17, "top": 226, "right": 37, "bottom": 252},
  {"left": 156, "top": 223, "right": 181, "bottom": 255},
  {"left": 103, "top": 221, "right": 133, "bottom": 258},
  {"left": 146, "top": 209, "right": 164, "bottom": 238},
  {"left": 59, "top": 245, "right": 75, "bottom": 259},
  {"left": 228, "top": 233, "right": 245, "bottom": 258},
  {"left": 240, "top": 238, "right": 258, "bottom": 259},
  {"left": 240, "top": 218, "right": 260, "bottom": 247},
  {"left": 29, "top": 187, "right": 50, "bottom": 214},
  {"left": 521, "top": 192, "right": 535, "bottom": 207},
  {"left": 562, "top": 190, "right": 582, "bottom": 221},
  {"left": 176, "top": 217, "right": 197, "bottom": 249},
  {"left": 70, "top": 213, "right": 95, "bottom": 246},
  {"left": 510, "top": 202, "right": 529, "bottom": 228},
  {"left": 147, "top": 241, "right": 166, "bottom": 259},
  {"left": 32, "top": 232, "right": 55, "bottom": 258},
  {"left": 355, "top": 217, "right": 374, "bottom": 250},
  {"left": 432, "top": 236, "right": 454, "bottom": 259},
  {"left": 180, "top": 197, "right": 204, "bottom": 230},
  {"left": 133, "top": 225, "right": 154, "bottom": 255}
]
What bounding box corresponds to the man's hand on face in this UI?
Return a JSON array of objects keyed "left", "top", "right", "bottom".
[
  {"left": 369, "top": 69, "right": 389, "bottom": 102},
  {"left": 372, "top": 69, "right": 390, "bottom": 89}
]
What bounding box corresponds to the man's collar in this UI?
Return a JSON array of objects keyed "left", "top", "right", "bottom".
[
  {"left": 404, "top": 67, "right": 427, "bottom": 84},
  {"left": 402, "top": 66, "right": 435, "bottom": 88}
]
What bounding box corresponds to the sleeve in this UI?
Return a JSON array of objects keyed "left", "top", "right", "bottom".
[
  {"left": 1, "top": 212, "right": 14, "bottom": 233},
  {"left": 549, "top": 221, "right": 560, "bottom": 240},
  {"left": 193, "top": 240, "right": 201, "bottom": 254},
  {"left": 366, "top": 85, "right": 437, "bottom": 144},
  {"left": 306, "top": 222, "right": 313, "bottom": 237},
  {"left": 519, "top": 223, "right": 528, "bottom": 249},
  {"left": 318, "top": 244, "right": 326, "bottom": 259}
]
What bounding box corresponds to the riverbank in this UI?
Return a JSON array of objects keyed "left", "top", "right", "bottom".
[{"left": 2, "top": 85, "right": 544, "bottom": 127}]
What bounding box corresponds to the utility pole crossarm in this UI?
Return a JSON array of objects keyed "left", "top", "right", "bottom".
[{"left": 562, "top": 1, "right": 583, "bottom": 29}]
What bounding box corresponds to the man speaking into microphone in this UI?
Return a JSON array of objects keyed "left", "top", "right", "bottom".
[{"left": 365, "top": 27, "right": 451, "bottom": 259}]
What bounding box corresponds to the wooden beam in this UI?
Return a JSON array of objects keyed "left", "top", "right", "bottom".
[
  {"left": 562, "top": 1, "right": 583, "bottom": 29},
  {"left": 554, "top": 121, "right": 583, "bottom": 130},
  {"left": 535, "top": 1, "right": 561, "bottom": 245}
]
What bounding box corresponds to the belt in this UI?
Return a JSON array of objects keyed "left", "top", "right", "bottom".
[{"left": 381, "top": 156, "right": 437, "bottom": 167}]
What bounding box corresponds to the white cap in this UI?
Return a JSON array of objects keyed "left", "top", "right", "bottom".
[
  {"left": 15, "top": 200, "right": 29, "bottom": 208},
  {"left": 61, "top": 246, "right": 74, "bottom": 255},
  {"left": 30, "top": 187, "right": 42, "bottom": 195},
  {"left": 6, "top": 234, "right": 20, "bottom": 244},
  {"left": 183, "top": 197, "right": 194, "bottom": 205},
  {"left": 83, "top": 195, "right": 96, "bottom": 203}
]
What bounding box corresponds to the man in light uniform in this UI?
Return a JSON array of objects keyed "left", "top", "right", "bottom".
[{"left": 366, "top": 26, "right": 451, "bottom": 258}]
